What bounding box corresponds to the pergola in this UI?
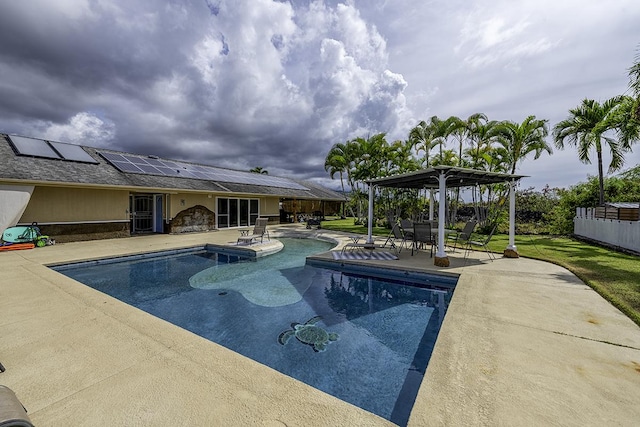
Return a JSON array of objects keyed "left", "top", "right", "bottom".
[{"left": 366, "top": 165, "right": 527, "bottom": 266}]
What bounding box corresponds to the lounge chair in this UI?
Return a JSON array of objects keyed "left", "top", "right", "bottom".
[
  {"left": 463, "top": 224, "right": 497, "bottom": 262},
  {"left": 0, "top": 385, "right": 34, "bottom": 427},
  {"left": 237, "top": 218, "right": 270, "bottom": 245},
  {"left": 447, "top": 220, "right": 477, "bottom": 251},
  {"left": 411, "top": 222, "right": 435, "bottom": 257},
  {"left": 342, "top": 236, "right": 378, "bottom": 253}
]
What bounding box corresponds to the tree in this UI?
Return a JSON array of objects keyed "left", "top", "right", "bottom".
[
  {"left": 249, "top": 166, "right": 268, "bottom": 174},
  {"left": 463, "top": 113, "right": 490, "bottom": 169},
  {"left": 428, "top": 115, "right": 463, "bottom": 165},
  {"left": 494, "top": 115, "right": 552, "bottom": 174},
  {"left": 547, "top": 173, "right": 640, "bottom": 234},
  {"left": 553, "top": 97, "right": 628, "bottom": 206},
  {"left": 324, "top": 142, "right": 353, "bottom": 216},
  {"left": 448, "top": 115, "right": 468, "bottom": 168},
  {"left": 614, "top": 47, "right": 640, "bottom": 147},
  {"left": 408, "top": 120, "right": 435, "bottom": 167},
  {"left": 629, "top": 45, "right": 640, "bottom": 98}
]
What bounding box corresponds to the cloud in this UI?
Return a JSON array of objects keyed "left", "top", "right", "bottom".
[
  {"left": 1, "top": 0, "right": 639, "bottom": 193},
  {"left": 40, "top": 112, "right": 116, "bottom": 146}
]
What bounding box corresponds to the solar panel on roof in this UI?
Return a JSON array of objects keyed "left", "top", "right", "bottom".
[
  {"left": 154, "top": 166, "right": 179, "bottom": 176},
  {"left": 48, "top": 141, "right": 98, "bottom": 163},
  {"left": 100, "top": 152, "right": 127, "bottom": 162},
  {"left": 145, "top": 158, "right": 165, "bottom": 167},
  {"left": 128, "top": 156, "right": 151, "bottom": 165},
  {"left": 110, "top": 161, "right": 143, "bottom": 173},
  {"left": 8, "top": 135, "right": 62, "bottom": 159},
  {"left": 96, "top": 150, "right": 308, "bottom": 190},
  {"left": 136, "top": 164, "right": 161, "bottom": 174}
]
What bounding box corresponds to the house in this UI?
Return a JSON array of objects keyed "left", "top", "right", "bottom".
[{"left": 0, "top": 134, "right": 343, "bottom": 242}]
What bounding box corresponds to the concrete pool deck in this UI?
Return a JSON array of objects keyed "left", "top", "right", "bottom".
[{"left": 1, "top": 224, "right": 639, "bottom": 426}]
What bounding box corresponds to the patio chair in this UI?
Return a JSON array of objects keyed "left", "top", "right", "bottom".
[
  {"left": 400, "top": 219, "right": 414, "bottom": 241},
  {"left": 447, "top": 220, "right": 477, "bottom": 251},
  {"left": 382, "top": 221, "right": 410, "bottom": 253},
  {"left": 463, "top": 223, "right": 497, "bottom": 262},
  {"left": 237, "top": 218, "right": 270, "bottom": 245},
  {"left": 411, "top": 222, "right": 435, "bottom": 257}
]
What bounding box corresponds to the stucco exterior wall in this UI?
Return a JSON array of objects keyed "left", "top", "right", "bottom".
[
  {"left": 262, "top": 197, "right": 280, "bottom": 216},
  {"left": 20, "top": 186, "right": 129, "bottom": 223}
]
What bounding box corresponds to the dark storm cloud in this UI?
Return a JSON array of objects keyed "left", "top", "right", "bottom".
[{"left": 1, "top": 0, "right": 638, "bottom": 190}]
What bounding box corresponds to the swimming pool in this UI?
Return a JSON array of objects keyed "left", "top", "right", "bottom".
[{"left": 52, "top": 238, "right": 456, "bottom": 426}]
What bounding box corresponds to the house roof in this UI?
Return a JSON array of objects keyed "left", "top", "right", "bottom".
[
  {"left": 0, "top": 134, "right": 343, "bottom": 201},
  {"left": 367, "top": 165, "right": 527, "bottom": 189}
]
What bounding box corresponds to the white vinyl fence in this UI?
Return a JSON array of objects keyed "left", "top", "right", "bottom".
[{"left": 574, "top": 208, "right": 640, "bottom": 254}]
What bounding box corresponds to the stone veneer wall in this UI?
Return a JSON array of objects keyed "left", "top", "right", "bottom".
[
  {"left": 169, "top": 205, "right": 216, "bottom": 234},
  {"left": 37, "top": 222, "right": 130, "bottom": 243}
]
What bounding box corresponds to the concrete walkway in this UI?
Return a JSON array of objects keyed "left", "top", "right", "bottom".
[{"left": 1, "top": 224, "right": 639, "bottom": 426}]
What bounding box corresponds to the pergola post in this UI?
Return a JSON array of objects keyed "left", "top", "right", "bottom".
[
  {"left": 434, "top": 171, "right": 450, "bottom": 267},
  {"left": 367, "top": 183, "right": 374, "bottom": 244},
  {"left": 504, "top": 179, "right": 519, "bottom": 258}
]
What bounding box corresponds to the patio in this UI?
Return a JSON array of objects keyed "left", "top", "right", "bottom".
[{"left": 1, "top": 224, "right": 639, "bottom": 426}]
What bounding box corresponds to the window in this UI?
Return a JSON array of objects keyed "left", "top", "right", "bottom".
[{"left": 217, "top": 197, "right": 260, "bottom": 228}]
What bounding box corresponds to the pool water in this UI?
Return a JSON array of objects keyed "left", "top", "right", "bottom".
[{"left": 53, "top": 238, "right": 455, "bottom": 426}]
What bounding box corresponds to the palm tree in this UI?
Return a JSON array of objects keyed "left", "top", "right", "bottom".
[
  {"left": 615, "top": 47, "right": 640, "bottom": 147},
  {"left": 553, "top": 97, "right": 627, "bottom": 205},
  {"left": 409, "top": 120, "right": 435, "bottom": 167},
  {"left": 448, "top": 115, "right": 468, "bottom": 167},
  {"left": 629, "top": 45, "right": 640, "bottom": 98},
  {"left": 324, "top": 142, "right": 352, "bottom": 213},
  {"left": 351, "top": 133, "right": 388, "bottom": 182},
  {"left": 428, "top": 115, "right": 462, "bottom": 164},
  {"left": 463, "top": 113, "right": 495, "bottom": 169},
  {"left": 430, "top": 149, "right": 458, "bottom": 167},
  {"left": 249, "top": 166, "right": 268, "bottom": 174},
  {"left": 494, "top": 115, "right": 552, "bottom": 174}
]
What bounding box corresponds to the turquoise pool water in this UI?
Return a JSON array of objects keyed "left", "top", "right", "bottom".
[{"left": 53, "top": 238, "right": 455, "bottom": 426}]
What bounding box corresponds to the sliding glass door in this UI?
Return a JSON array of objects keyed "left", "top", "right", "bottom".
[{"left": 217, "top": 197, "right": 259, "bottom": 228}]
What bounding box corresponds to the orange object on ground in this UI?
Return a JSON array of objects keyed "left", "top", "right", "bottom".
[{"left": 0, "top": 242, "right": 35, "bottom": 251}]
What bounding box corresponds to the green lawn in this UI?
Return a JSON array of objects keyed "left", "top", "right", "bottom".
[{"left": 321, "top": 218, "right": 640, "bottom": 326}]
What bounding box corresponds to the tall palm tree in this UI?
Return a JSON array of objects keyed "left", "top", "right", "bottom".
[
  {"left": 385, "top": 139, "right": 420, "bottom": 176},
  {"left": 615, "top": 48, "right": 640, "bottom": 147},
  {"left": 448, "top": 115, "right": 468, "bottom": 168},
  {"left": 428, "top": 115, "right": 462, "bottom": 164},
  {"left": 553, "top": 97, "right": 627, "bottom": 206},
  {"left": 463, "top": 113, "right": 493, "bottom": 169},
  {"left": 409, "top": 120, "right": 436, "bottom": 167},
  {"left": 494, "top": 115, "right": 552, "bottom": 174},
  {"left": 351, "top": 133, "right": 388, "bottom": 182},
  {"left": 629, "top": 45, "right": 640, "bottom": 98},
  {"left": 324, "top": 142, "right": 352, "bottom": 205}
]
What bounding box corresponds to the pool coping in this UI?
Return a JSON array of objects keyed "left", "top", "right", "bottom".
[{"left": 2, "top": 224, "right": 640, "bottom": 426}]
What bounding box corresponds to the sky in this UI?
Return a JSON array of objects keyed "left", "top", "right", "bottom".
[{"left": 1, "top": 0, "right": 639, "bottom": 193}]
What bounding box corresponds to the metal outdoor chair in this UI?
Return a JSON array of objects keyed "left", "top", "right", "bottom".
[
  {"left": 463, "top": 223, "right": 497, "bottom": 262},
  {"left": 382, "top": 221, "right": 410, "bottom": 253},
  {"left": 447, "top": 219, "right": 477, "bottom": 251},
  {"left": 400, "top": 219, "right": 414, "bottom": 241},
  {"left": 411, "top": 222, "right": 435, "bottom": 257}
]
